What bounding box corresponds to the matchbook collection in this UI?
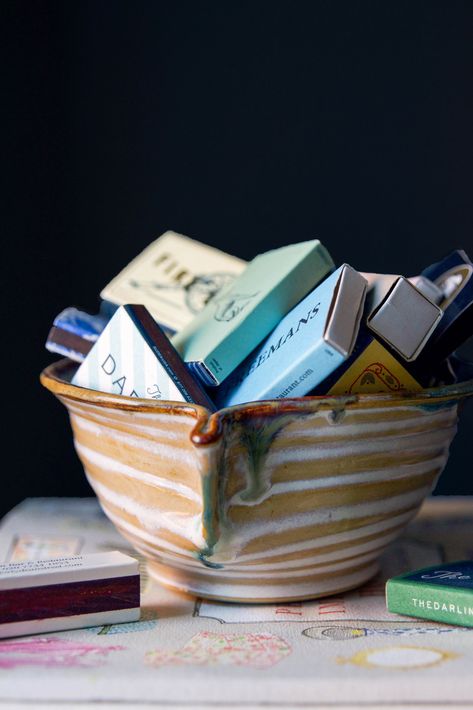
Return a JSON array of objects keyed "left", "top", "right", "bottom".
[
  {"left": 3, "top": 232, "right": 470, "bottom": 638},
  {"left": 46, "top": 232, "right": 473, "bottom": 408}
]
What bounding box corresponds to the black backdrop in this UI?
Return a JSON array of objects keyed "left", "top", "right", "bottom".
[{"left": 4, "top": 0, "right": 473, "bottom": 519}]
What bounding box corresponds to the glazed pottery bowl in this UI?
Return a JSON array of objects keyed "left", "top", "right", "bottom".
[{"left": 41, "top": 358, "right": 473, "bottom": 603}]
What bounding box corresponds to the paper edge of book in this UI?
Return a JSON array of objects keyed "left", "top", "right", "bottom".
[{"left": 0, "top": 607, "right": 141, "bottom": 639}]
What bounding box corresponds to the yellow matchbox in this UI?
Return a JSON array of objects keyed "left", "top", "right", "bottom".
[{"left": 327, "top": 337, "right": 423, "bottom": 396}]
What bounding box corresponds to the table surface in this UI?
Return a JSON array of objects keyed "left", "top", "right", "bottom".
[{"left": 0, "top": 496, "right": 472, "bottom": 709}]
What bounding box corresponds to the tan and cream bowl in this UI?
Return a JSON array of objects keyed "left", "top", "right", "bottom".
[{"left": 41, "top": 358, "right": 473, "bottom": 603}]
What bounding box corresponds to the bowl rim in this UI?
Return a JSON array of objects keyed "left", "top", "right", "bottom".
[{"left": 41, "top": 357, "right": 473, "bottom": 446}]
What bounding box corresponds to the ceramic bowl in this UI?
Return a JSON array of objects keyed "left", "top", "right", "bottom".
[{"left": 41, "top": 358, "right": 473, "bottom": 603}]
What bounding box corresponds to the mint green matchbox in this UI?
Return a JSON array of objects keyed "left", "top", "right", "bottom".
[{"left": 171, "top": 239, "right": 334, "bottom": 385}]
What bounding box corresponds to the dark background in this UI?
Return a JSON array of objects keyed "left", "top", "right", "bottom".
[{"left": 4, "top": 0, "right": 473, "bottom": 519}]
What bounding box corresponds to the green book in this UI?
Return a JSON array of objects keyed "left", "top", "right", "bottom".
[
  {"left": 386, "top": 560, "right": 473, "bottom": 627},
  {"left": 171, "top": 240, "right": 334, "bottom": 386}
]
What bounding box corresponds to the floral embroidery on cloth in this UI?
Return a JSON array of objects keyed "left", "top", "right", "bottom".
[{"left": 146, "top": 631, "right": 291, "bottom": 669}]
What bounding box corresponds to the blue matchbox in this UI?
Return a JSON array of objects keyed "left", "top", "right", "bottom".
[
  {"left": 45, "top": 307, "right": 109, "bottom": 363},
  {"left": 214, "top": 264, "right": 367, "bottom": 407}
]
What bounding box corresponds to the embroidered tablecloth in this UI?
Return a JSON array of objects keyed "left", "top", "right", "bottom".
[{"left": 0, "top": 497, "right": 472, "bottom": 708}]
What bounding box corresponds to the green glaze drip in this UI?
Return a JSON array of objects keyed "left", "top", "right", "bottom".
[
  {"left": 328, "top": 404, "right": 347, "bottom": 424},
  {"left": 196, "top": 407, "right": 319, "bottom": 567},
  {"left": 198, "top": 463, "right": 221, "bottom": 566},
  {"left": 197, "top": 425, "right": 235, "bottom": 568},
  {"left": 197, "top": 552, "right": 223, "bottom": 569},
  {"left": 239, "top": 413, "right": 301, "bottom": 502}
]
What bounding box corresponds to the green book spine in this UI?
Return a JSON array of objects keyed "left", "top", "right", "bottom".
[{"left": 386, "top": 579, "right": 473, "bottom": 627}]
